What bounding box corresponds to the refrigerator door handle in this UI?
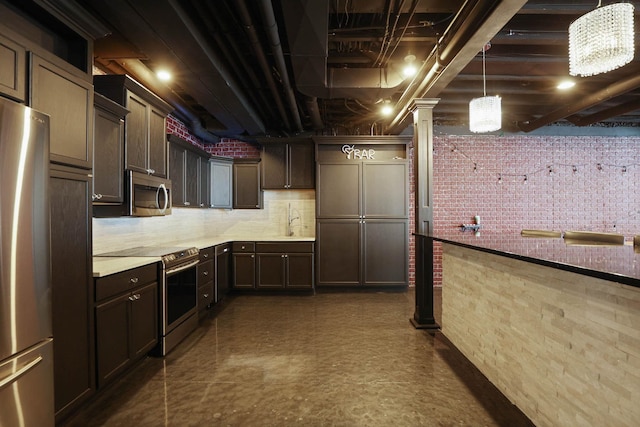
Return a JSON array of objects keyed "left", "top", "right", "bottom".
[{"left": 0, "top": 355, "right": 43, "bottom": 390}]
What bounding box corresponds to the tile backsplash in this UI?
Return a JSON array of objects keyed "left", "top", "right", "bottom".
[{"left": 93, "top": 190, "right": 315, "bottom": 254}]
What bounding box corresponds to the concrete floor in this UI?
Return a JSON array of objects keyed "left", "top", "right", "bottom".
[{"left": 61, "top": 288, "right": 534, "bottom": 426}]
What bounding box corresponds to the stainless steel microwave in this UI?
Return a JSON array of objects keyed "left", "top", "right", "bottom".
[{"left": 127, "top": 170, "right": 172, "bottom": 216}]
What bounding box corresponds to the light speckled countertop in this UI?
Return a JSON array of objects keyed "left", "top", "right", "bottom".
[{"left": 93, "top": 236, "right": 316, "bottom": 277}]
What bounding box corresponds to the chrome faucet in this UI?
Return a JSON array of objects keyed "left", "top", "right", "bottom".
[{"left": 287, "top": 203, "right": 301, "bottom": 236}]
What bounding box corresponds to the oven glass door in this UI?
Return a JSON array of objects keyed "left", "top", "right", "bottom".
[{"left": 165, "top": 262, "right": 197, "bottom": 329}]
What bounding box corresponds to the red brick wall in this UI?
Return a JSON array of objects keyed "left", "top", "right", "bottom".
[
  {"left": 166, "top": 114, "right": 205, "bottom": 149},
  {"left": 204, "top": 139, "right": 262, "bottom": 158},
  {"left": 166, "top": 114, "right": 261, "bottom": 157},
  {"left": 432, "top": 134, "right": 640, "bottom": 286}
]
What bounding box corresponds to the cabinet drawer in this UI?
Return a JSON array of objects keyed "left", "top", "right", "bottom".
[
  {"left": 233, "top": 242, "right": 255, "bottom": 252},
  {"left": 95, "top": 263, "right": 158, "bottom": 301},
  {"left": 215, "top": 243, "right": 231, "bottom": 256},
  {"left": 198, "top": 282, "right": 214, "bottom": 312},
  {"left": 255, "top": 242, "right": 314, "bottom": 253},
  {"left": 198, "top": 260, "right": 214, "bottom": 283},
  {"left": 199, "top": 246, "right": 214, "bottom": 262}
]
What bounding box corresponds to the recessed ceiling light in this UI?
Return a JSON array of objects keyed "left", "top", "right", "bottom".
[
  {"left": 403, "top": 64, "right": 417, "bottom": 77},
  {"left": 381, "top": 104, "right": 393, "bottom": 116},
  {"left": 156, "top": 69, "right": 172, "bottom": 82},
  {"left": 403, "top": 53, "right": 417, "bottom": 78},
  {"left": 557, "top": 80, "right": 575, "bottom": 90}
]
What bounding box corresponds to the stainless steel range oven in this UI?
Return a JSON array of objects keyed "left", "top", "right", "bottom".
[
  {"left": 95, "top": 246, "right": 200, "bottom": 356},
  {"left": 159, "top": 247, "right": 200, "bottom": 356}
]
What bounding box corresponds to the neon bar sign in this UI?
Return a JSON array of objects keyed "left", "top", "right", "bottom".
[{"left": 341, "top": 145, "right": 375, "bottom": 160}]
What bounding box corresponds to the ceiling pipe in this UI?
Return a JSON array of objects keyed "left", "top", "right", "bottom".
[
  {"left": 258, "top": 0, "right": 305, "bottom": 132},
  {"left": 566, "top": 99, "right": 640, "bottom": 127},
  {"left": 518, "top": 72, "right": 640, "bottom": 132},
  {"left": 387, "top": 0, "right": 528, "bottom": 132},
  {"left": 282, "top": 0, "right": 407, "bottom": 100},
  {"left": 305, "top": 96, "right": 324, "bottom": 130},
  {"left": 190, "top": 2, "right": 275, "bottom": 125},
  {"left": 167, "top": 0, "right": 266, "bottom": 135},
  {"left": 235, "top": 0, "right": 292, "bottom": 131}
]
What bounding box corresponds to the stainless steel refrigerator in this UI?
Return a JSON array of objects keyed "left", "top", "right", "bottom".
[{"left": 0, "top": 97, "right": 54, "bottom": 426}]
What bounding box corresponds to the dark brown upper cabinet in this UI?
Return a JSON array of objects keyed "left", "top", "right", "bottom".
[
  {"left": 30, "top": 53, "right": 93, "bottom": 170},
  {"left": 0, "top": 33, "right": 26, "bottom": 102},
  {"left": 94, "top": 75, "right": 173, "bottom": 178},
  {"left": 168, "top": 134, "right": 210, "bottom": 208},
  {"left": 199, "top": 156, "right": 210, "bottom": 208},
  {"left": 233, "top": 158, "right": 263, "bottom": 209},
  {"left": 262, "top": 142, "right": 314, "bottom": 189},
  {"left": 210, "top": 156, "right": 233, "bottom": 209},
  {"left": 93, "top": 93, "right": 128, "bottom": 204}
]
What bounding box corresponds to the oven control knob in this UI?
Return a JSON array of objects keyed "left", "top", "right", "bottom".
[{"left": 165, "top": 254, "right": 175, "bottom": 262}]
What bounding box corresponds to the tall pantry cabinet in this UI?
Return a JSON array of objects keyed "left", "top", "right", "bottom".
[
  {"left": 0, "top": 3, "right": 100, "bottom": 422},
  {"left": 314, "top": 136, "right": 410, "bottom": 288}
]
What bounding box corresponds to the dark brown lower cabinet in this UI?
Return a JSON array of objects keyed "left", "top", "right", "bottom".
[
  {"left": 233, "top": 253, "right": 256, "bottom": 289},
  {"left": 198, "top": 247, "right": 215, "bottom": 318},
  {"left": 232, "top": 242, "right": 314, "bottom": 291},
  {"left": 317, "top": 219, "right": 408, "bottom": 287},
  {"left": 316, "top": 220, "right": 361, "bottom": 286},
  {"left": 215, "top": 243, "right": 231, "bottom": 300},
  {"left": 94, "top": 264, "right": 158, "bottom": 388},
  {"left": 362, "top": 219, "right": 408, "bottom": 286},
  {"left": 256, "top": 242, "right": 314, "bottom": 289},
  {"left": 50, "top": 165, "right": 94, "bottom": 421}
]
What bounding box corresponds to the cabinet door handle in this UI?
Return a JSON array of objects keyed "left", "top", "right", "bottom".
[
  {"left": 251, "top": 255, "right": 254, "bottom": 258},
  {"left": 128, "top": 295, "right": 136, "bottom": 301},
  {"left": 130, "top": 277, "right": 139, "bottom": 284},
  {"left": 134, "top": 293, "right": 141, "bottom": 300},
  {"left": 223, "top": 248, "right": 228, "bottom": 253},
  {"left": 184, "top": 201, "right": 191, "bottom": 206},
  {"left": 203, "top": 293, "right": 209, "bottom": 299},
  {"left": 92, "top": 193, "right": 103, "bottom": 201},
  {"left": 203, "top": 253, "right": 209, "bottom": 258},
  {"left": 203, "top": 271, "right": 208, "bottom": 276}
]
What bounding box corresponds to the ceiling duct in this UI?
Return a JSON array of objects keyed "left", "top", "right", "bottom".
[
  {"left": 387, "top": 0, "right": 528, "bottom": 132},
  {"left": 257, "top": 0, "right": 304, "bottom": 132},
  {"left": 518, "top": 70, "right": 640, "bottom": 132},
  {"left": 281, "top": 0, "right": 405, "bottom": 101},
  {"left": 566, "top": 99, "right": 640, "bottom": 127}
]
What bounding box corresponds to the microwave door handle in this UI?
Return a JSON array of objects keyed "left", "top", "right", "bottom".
[{"left": 157, "top": 183, "right": 168, "bottom": 214}]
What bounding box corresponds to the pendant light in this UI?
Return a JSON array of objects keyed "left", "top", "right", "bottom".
[
  {"left": 569, "top": 2, "right": 635, "bottom": 77},
  {"left": 469, "top": 43, "right": 501, "bottom": 133}
]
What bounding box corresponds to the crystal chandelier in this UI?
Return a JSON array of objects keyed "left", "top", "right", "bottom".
[
  {"left": 469, "top": 43, "right": 501, "bottom": 133},
  {"left": 569, "top": 2, "right": 635, "bottom": 77}
]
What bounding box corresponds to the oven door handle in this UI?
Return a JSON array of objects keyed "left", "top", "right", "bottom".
[{"left": 165, "top": 259, "right": 200, "bottom": 275}]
